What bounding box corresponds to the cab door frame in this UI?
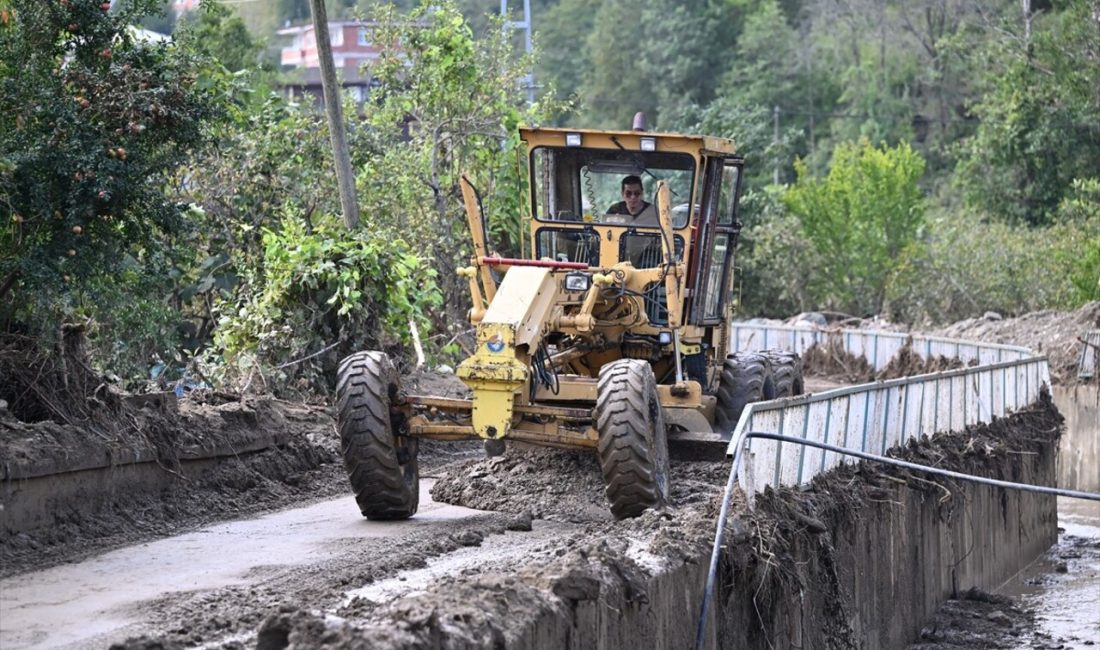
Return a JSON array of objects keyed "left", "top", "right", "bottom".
[{"left": 687, "top": 155, "right": 744, "bottom": 325}]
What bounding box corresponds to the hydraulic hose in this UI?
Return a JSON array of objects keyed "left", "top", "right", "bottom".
[{"left": 693, "top": 431, "right": 1100, "bottom": 650}]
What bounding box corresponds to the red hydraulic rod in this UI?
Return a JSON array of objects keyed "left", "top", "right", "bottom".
[{"left": 478, "top": 256, "right": 589, "bottom": 270}]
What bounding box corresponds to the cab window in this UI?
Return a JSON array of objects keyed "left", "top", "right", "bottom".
[
  {"left": 530, "top": 147, "right": 695, "bottom": 228},
  {"left": 690, "top": 157, "right": 743, "bottom": 324}
]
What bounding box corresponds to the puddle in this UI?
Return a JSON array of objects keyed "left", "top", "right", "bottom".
[{"left": 1000, "top": 497, "right": 1100, "bottom": 649}]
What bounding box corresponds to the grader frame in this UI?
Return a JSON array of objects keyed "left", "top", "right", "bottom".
[{"left": 335, "top": 123, "right": 803, "bottom": 520}]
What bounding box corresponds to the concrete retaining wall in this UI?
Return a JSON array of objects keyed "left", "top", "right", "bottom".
[{"left": 1054, "top": 384, "right": 1100, "bottom": 492}]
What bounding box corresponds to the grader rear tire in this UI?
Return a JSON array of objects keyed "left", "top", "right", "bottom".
[
  {"left": 714, "top": 353, "right": 776, "bottom": 439},
  {"left": 762, "top": 350, "right": 804, "bottom": 398},
  {"left": 594, "top": 359, "right": 670, "bottom": 519},
  {"left": 335, "top": 351, "right": 419, "bottom": 520}
]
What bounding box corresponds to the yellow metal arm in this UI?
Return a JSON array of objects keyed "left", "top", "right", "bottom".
[
  {"left": 656, "top": 181, "right": 683, "bottom": 328},
  {"left": 460, "top": 175, "right": 497, "bottom": 304}
]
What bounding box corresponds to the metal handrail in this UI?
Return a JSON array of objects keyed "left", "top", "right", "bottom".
[{"left": 694, "top": 431, "right": 1100, "bottom": 650}]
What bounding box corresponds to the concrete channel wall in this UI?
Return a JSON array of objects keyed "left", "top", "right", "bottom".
[
  {"left": 1054, "top": 383, "right": 1100, "bottom": 492},
  {"left": 709, "top": 323, "right": 1059, "bottom": 647},
  {"left": 501, "top": 407, "right": 1060, "bottom": 650}
]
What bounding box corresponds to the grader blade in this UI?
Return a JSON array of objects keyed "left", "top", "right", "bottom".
[{"left": 668, "top": 430, "right": 731, "bottom": 462}]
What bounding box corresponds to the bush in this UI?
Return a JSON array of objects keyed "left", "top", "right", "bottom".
[
  {"left": 885, "top": 182, "right": 1100, "bottom": 324},
  {"left": 736, "top": 186, "right": 822, "bottom": 317},
  {"left": 0, "top": 0, "right": 227, "bottom": 377},
  {"left": 211, "top": 215, "right": 440, "bottom": 393}
]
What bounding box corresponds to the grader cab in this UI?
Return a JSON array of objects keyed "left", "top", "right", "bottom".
[{"left": 336, "top": 121, "right": 803, "bottom": 520}]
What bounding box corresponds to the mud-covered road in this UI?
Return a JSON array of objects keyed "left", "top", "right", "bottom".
[
  {"left": 3, "top": 405, "right": 1090, "bottom": 650},
  {"left": 3, "top": 304, "right": 1097, "bottom": 649},
  {"left": 1, "top": 443, "right": 733, "bottom": 649},
  {"left": 0, "top": 481, "right": 547, "bottom": 648}
]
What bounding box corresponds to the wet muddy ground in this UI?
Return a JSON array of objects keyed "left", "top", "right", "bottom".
[
  {"left": 1, "top": 394, "right": 1077, "bottom": 649},
  {"left": 908, "top": 498, "right": 1099, "bottom": 650},
  {"left": 2, "top": 305, "right": 1095, "bottom": 648}
]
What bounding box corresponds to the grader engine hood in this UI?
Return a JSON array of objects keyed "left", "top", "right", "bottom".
[{"left": 456, "top": 266, "right": 559, "bottom": 439}]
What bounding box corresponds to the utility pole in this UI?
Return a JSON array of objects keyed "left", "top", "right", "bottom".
[
  {"left": 308, "top": 0, "right": 360, "bottom": 229},
  {"left": 501, "top": 0, "right": 535, "bottom": 104}
]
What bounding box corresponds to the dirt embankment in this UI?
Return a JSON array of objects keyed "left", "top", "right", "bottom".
[
  {"left": 930, "top": 302, "right": 1099, "bottom": 384},
  {"left": 0, "top": 395, "right": 343, "bottom": 576},
  {"left": 0, "top": 383, "right": 481, "bottom": 578},
  {"left": 789, "top": 302, "right": 1098, "bottom": 385}
]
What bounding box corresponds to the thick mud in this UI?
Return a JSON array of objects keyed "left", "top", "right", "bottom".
[
  {"left": 800, "top": 334, "right": 970, "bottom": 383},
  {"left": 2, "top": 312, "right": 1084, "bottom": 648},
  {"left": 87, "top": 397, "right": 1062, "bottom": 649}
]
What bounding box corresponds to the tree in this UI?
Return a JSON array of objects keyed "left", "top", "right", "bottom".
[
  {"left": 955, "top": 0, "right": 1100, "bottom": 225},
  {"left": 783, "top": 139, "right": 925, "bottom": 315},
  {"left": 0, "top": 0, "right": 226, "bottom": 353},
  {"left": 359, "top": 1, "right": 563, "bottom": 325}
]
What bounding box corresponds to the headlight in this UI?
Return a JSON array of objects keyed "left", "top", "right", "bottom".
[{"left": 563, "top": 272, "right": 591, "bottom": 292}]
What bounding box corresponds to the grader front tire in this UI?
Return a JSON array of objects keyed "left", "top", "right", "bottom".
[
  {"left": 335, "top": 351, "right": 419, "bottom": 520},
  {"left": 594, "top": 359, "right": 671, "bottom": 519}
]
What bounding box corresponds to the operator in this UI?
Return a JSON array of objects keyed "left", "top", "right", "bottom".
[{"left": 605, "top": 175, "right": 659, "bottom": 226}]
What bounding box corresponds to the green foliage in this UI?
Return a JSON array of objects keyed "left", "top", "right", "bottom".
[
  {"left": 735, "top": 186, "right": 822, "bottom": 317},
  {"left": 178, "top": 1, "right": 555, "bottom": 387},
  {"left": 213, "top": 216, "right": 439, "bottom": 391},
  {"left": 1055, "top": 179, "right": 1100, "bottom": 305},
  {"left": 0, "top": 0, "right": 227, "bottom": 362},
  {"left": 357, "top": 1, "right": 564, "bottom": 326},
  {"left": 782, "top": 139, "right": 925, "bottom": 315},
  {"left": 886, "top": 203, "right": 1100, "bottom": 324},
  {"left": 954, "top": 0, "right": 1100, "bottom": 225},
  {"left": 577, "top": 0, "right": 739, "bottom": 129},
  {"left": 174, "top": 2, "right": 272, "bottom": 74}
]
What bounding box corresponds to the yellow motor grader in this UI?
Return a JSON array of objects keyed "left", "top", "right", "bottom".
[{"left": 335, "top": 120, "right": 803, "bottom": 520}]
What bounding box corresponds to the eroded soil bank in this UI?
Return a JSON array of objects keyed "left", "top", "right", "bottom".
[{"left": 0, "top": 394, "right": 476, "bottom": 577}]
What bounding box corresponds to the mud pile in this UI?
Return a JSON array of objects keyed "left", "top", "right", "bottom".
[
  {"left": 800, "top": 334, "right": 967, "bottom": 382},
  {"left": 930, "top": 302, "right": 1099, "bottom": 384}
]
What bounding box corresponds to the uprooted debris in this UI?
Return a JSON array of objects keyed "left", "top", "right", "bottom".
[{"left": 800, "top": 334, "right": 970, "bottom": 383}]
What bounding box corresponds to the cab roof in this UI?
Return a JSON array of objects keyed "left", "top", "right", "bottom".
[{"left": 519, "top": 126, "right": 737, "bottom": 156}]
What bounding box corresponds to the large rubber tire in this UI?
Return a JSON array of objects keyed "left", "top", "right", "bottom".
[
  {"left": 714, "top": 353, "right": 776, "bottom": 439},
  {"left": 335, "top": 351, "right": 419, "bottom": 520},
  {"left": 762, "top": 350, "right": 804, "bottom": 398},
  {"left": 594, "top": 359, "right": 671, "bottom": 519}
]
